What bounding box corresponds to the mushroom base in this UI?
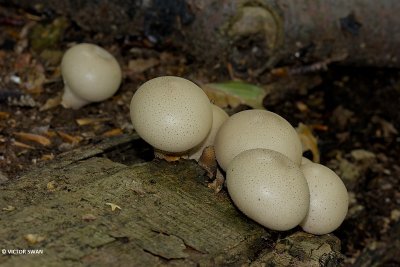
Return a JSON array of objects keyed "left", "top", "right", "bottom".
[
  {"left": 61, "top": 85, "right": 91, "bottom": 110},
  {"left": 153, "top": 148, "right": 189, "bottom": 162}
]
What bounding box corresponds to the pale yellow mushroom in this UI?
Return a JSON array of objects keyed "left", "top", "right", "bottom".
[
  {"left": 214, "top": 109, "right": 303, "bottom": 170},
  {"left": 300, "top": 162, "right": 349, "bottom": 235},
  {"left": 130, "top": 76, "right": 213, "bottom": 153},
  {"left": 61, "top": 43, "right": 122, "bottom": 109},
  {"left": 226, "top": 148, "right": 310, "bottom": 231}
]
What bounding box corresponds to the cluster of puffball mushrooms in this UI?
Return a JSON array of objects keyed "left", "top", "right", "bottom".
[{"left": 60, "top": 43, "right": 348, "bottom": 235}]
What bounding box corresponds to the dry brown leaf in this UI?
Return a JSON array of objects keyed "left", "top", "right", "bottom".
[
  {"left": 154, "top": 149, "right": 183, "bottom": 162},
  {"left": 102, "top": 128, "right": 123, "bottom": 137},
  {"left": 0, "top": 111, "right": 10, "bottom": 120},
  {"left": 41, "top": 153, "right": 55, "bottom": 161},
  {"left": 14, "top": 132, "right": 51, "bottom": 146},
  {"left": 12, "top": 140, "right": 35, "bottom": 149},
  {"left": 295, "top": 101, "right": 309, "bottom": 113},
  {"left": 76, "top": 117, "right": 110, "bottom": 126},
  {"left": 198, "top": 146, "right": 217, "bottom": 179},
  {"left": 310, "top": 124, "right": 329, "bottom": 131},
  {"left": 57, "top": 131, "right": 83, "bottom": 144},
  {"left": 40, "top": 94, "right": 62, "bottom": 111},
  {"left": 45, "top": 130, "right": 57, "bottom": 138},
  {"left": 296, "top": 123, "right": 320, "bottom": 163},
  {"left": 128, "top": 58, "right": 159, "bottom": 73}
]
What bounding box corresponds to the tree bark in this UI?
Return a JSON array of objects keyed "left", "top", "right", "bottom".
[
  {"left": 4, "top": 0, "right": 400, "bottom": 72},
  {"left": 0, "top": 134, "right": 344, "bottom": 266}
]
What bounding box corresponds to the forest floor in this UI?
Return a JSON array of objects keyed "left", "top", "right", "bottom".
[{"left": 0, "top": 4, "right": 399, "bottom": 266}]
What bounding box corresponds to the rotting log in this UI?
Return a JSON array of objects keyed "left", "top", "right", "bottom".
[
  {"left": 4, "top": 0, "right": 400, "bottom": 72},
  {"left": 0, "top": 134, "right": 344, "bottom": 266}
]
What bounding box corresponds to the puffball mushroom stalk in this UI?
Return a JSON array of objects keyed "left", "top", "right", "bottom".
[
  {"left": 130, "top": 76, "right": 213, "bottom": 154},
  {"left": 61, "top": 43, "right": 122, "bottom": 109}
]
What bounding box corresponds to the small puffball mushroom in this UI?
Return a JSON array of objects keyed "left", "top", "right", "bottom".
[
  {"left": 130, "top": 76, "right": 213, "bottom": 153},
  {"left": 300, "top": 162, "right": 349, "bottom": 235},
  {"left": 189, "top": 104, "right": 229, "bottom": 160},
  {"left": 61, "top": 43, "right": 122, "bottom": 109},
  {"left": 214, "top": 109, "right": 303, "bottom": 170},
  {"left": 226, "top": 148, "right": 310, "bottom": 231},
  {"left": 301, "top": 157, "right": 313, "bottom": 165}
]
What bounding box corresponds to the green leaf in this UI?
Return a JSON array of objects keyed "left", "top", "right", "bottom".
[{"left": 202, "top": 81, "right": 267, "bottom": 109}]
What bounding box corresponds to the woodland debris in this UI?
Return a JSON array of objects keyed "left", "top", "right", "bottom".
[
  {"left": 2, "top": 205, "right": 15, "bottom": 211},
  {"left": 0, "top": 171, "right": 8, "bottom": 184},
  {"left": 0, "top": 111, "right": 10, "bottom": 120},
  {"left": 0, "top": 90, "right": 36, "bottom": 107},
  {"left": 39, "top": 94, "right": 62, "bottom": 111},
  {"left": 57, "top": 131, "right": 83, "bottom": 144},
  {"left": 24, "top": 234, "right": 45, "bottom": 245},
  {"left": 102, "top": 128, "right": 123, "bottom": 137},
  {"left": 76, "top": 117, "right": 110, "bottom": 126},
  {"left": 14, "top": 132, "right": 51, "bottom": 146},
  {"left": 12, "top": 140, "right": 34, "bottom": 149},
  {"left": 105, "top": 203, "right": 121, "bottom": 212},
  {"left": 128, "top": 58, "right": 159, "bottom": 73},
  {"left": 296, "top": 123, "right": 320, "bottom": 163}
]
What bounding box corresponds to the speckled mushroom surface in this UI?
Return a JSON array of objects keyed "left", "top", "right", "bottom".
[
  {"left": 214, "top": 109, "right": 303, "bottom": 170},
  {"left": 300, "top": 162, "right": 349, "bottom": 235},
  {"left": 226, "top": 148, "right": 310, "bottom": 231},
  {"left": 130, "top": 76, "right": 213, "bottom": 153},
  {"left": 189, "top": 104, "right": 229, "bottom": 160}
]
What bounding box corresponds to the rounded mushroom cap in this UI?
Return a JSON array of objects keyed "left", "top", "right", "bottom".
[
  {"left": 300, "top": 162, "right": 349, "bottom": 235},
  {"left": 214, "top": 109, "right": 303, "bottom": 170},
  {"left": 189, "top": 104, "right": 229, "bottom": 160},
  {"left": 130, "top": 76, "right": 213, "bottom": 153},
  {"left": 301, "top": 157, "right": 313, "bottom": 165},
  {"left": 226, "top": 148, "right": 310, "bottom": 231},
  {"left": 61, "top": 43, "right": 122, "bottom": 102}
]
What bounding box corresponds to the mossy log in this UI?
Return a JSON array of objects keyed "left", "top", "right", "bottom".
[{"left": 0, "top": 135, "right": 343, "bottom": 266}]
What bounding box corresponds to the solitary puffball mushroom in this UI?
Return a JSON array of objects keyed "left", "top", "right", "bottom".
[
  {"left": 214, "top": 109, "right": 303, "bottom": 170},
  {"left": 188, "top": 104, "right": 229, "bottom": 160},
  {"left": 61, "top": 43, "right": 122, "bottom": 109},
  {"left": 226, "top": 148, "right": 310, "bottom": 231},
  {"left": 130, "top": 76, "right": 213, "bottom": 153},
  {"left": 300, "top": 162, "right": 349, "bottom": 235}
]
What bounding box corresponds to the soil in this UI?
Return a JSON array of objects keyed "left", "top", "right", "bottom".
[{"left": 0, "top": 4, "right": 399, "bottom": 266}]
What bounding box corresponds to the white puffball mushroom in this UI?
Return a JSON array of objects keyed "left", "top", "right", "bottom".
[
  {"left": 188, "top": 104, "right": 229, "bottom": 160},
  {"left": 226, "top": 148, "right": 310, "bottom": 231},
  {"left": 214, "top": 109, "right": 303, "bottom": 170},
  {"left": 300, "top": 162, "right": 349, "bottom": 235},
  {"left": 301, "top": 157, "right": 313, "bottom": 165},
  {"left": 130, "top": 76, "right": 213, "bottom": 153},
  {"left": 61, "top": 43, "right": 122, "bottom": 109}
]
